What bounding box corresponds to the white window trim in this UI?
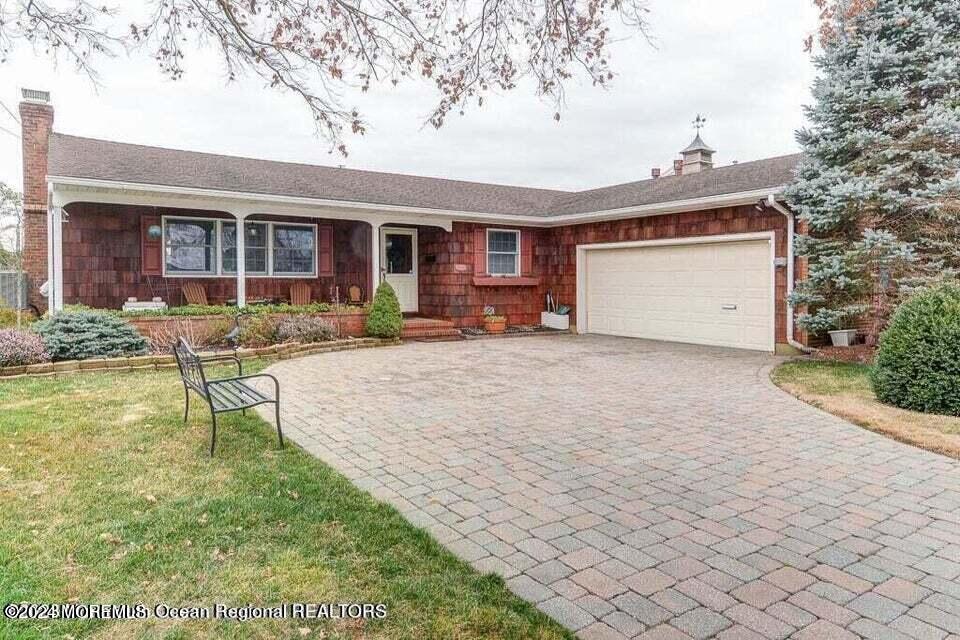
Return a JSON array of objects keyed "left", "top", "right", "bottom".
[
  {"left": 486, "top": 228, "right": 520, "bottom": 277},
  {"left": 161, "top": 216, "right": 318, "bottom": 278},
  {"left": 221, "top": 221, "right": 269, "bottom": 276},
  {"left": 271, "top": 222, "right": 319, "bottom": 277},
  {"left": 161, "top": 215, "right": 219, "bottom": 277}
]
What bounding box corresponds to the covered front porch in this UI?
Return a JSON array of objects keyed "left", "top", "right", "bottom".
[{"left": 45, "top": 179, "right": 457, "bottom": 314}]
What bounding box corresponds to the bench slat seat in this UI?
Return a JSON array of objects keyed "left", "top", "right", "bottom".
[
  {"left": 173, "top": 338, "right": 284, "bottom": 456},
  {"left": 207, "top": 379, "right": 270, "bottom": 411}
]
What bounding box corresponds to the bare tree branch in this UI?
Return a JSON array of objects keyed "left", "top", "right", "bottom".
[{"left": 1, "top": 0, "right": 651, "bottom": 153}]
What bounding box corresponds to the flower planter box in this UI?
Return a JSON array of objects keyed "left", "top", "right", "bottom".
[
  {"left": 541, "top": 312, "right": 570, "bottom": 331},
  {"left": 483, "top": 317, "right": 507, "bottom": 334},
  {"left": 828, "top": 329, "right": 858, "bottom": 347}
]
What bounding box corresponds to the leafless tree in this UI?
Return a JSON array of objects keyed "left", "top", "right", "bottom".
[
  {"left": 1, "top": 0, "right": 650, "bottom": 153},
  {"left": 0, "top": 183, "right": 24, "bottom": 328}
]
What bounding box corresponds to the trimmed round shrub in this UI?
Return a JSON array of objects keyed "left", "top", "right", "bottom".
[
  {"left": 364, "top": 282, "right": 402, "bottom": 339},
  {"left": 276, "top": 316, "right": 337, "bottom": 343},
  {"left": 0, "top": 328, "right": 49, "bottom": 367},
  {"left": 871, "top": 284, "right": 960, "bottom": 416},
  {"left": 34, "top": 311, "right": 148, "bottom": 361}
]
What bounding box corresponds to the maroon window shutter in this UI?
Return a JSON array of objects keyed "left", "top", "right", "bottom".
[
  {"left": 474, "top": 228, "right": 487, "bottom": 275},
  {"left": 141, "top": 215, "right": 162, "bottom": 275},
  {"left": 318, "top": 225, "right": 334, "bottom": 276},
  {"left": 521, "top": 230, "right": 533, "bottom": 276}
]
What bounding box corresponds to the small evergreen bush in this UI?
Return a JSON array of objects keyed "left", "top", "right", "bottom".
[
  {"left": 276, "top": 316, "right": 338, "bottom": 343},
  {"left": 0, "top": 329, "right": 49, "bottom": 367},
  {"left": 871, "top": 284, "right": 960, "bottom": 416},
  {"left": 34, "top": 311, "right": 148, "bottom": 361},
  {"left": 364, "top": 282, "right": 402, "bottom": 338}
]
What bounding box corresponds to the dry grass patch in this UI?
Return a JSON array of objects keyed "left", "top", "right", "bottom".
[
  {"left": 772, "top": 360, "right": 960, "bottom": 459},
  {"left": 0, "top": 365, "right": 571, "bottom": 640}
]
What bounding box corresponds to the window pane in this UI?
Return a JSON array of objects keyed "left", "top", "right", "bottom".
[
  {"left": 222, "top": 223, "right": 267, "bottom": 273},
  {"left": 273, "top": 225, "right": 315, "bottom": 273},
  {"left": 488, "top": 253, "right": 517, "bottom": 275},
  {"left": 165, "top": 220, "right": 215, "bottom": 273},
  {"left": 385, "top": 233, "right": 413, "bottom": 274},
  {"left": 488, "top": 231, "right": 518, "bottom": 253}
]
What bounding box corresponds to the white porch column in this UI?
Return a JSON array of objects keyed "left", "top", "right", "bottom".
[
  {"left": 46, "top": 204, "right": 64, "bottom": 313},
  {"left": 370, "top": 221, "right": 382, "bottom": 300},
  {"left": 234, "top": 213, "right": 246, "bottom": 308}
]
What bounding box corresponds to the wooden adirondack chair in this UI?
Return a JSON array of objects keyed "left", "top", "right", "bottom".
[
  {"left": 182, "top": 282, "right": 208, "bottom": 306},
  {"left": 347, "top": 285, "right": 364, "bottom": 306},
  {"left": 290, "top": 281, "right": 311, "bottom": 306}
]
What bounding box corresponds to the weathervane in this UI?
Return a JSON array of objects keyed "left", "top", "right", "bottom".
[{"left": 693, "top": 114, "right": 707, "bottom": 133}]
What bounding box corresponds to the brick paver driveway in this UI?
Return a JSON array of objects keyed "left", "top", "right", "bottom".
[{"left": 264, "top": 335, "right": 960, "bottom": 640}]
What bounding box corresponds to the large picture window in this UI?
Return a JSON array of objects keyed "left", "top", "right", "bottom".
[
  {"left": 162, "top": 217, "right": 317, "bottom": 277},
  {"left": 165, "top": 219, "right": 217, "bottom": 274},
  {"left": 487, "top": 229, "right": 520, "bottom": 276},
  {"left": 273, "top": 225, "right": 316, "bottom": 274},
  {"left": 222, "top": 222, "right": 268, "bottom": 274}
]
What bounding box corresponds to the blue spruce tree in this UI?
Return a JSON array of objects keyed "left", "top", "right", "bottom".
[{"left": 785, "top": 0, "right": 960, "bottom": 340}]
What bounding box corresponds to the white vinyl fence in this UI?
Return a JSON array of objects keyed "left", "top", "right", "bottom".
[{"left": 0, "top": 270, "right": 27, "bottom": 309}]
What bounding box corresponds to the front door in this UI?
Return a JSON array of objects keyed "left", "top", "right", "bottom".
[{"left": 381, "top": 228, "right": 418, "bottom": 312}]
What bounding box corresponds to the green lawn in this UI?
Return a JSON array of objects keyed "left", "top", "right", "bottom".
[
  {"left": 0, "top": 363, "right": 570, "bottom": 640},
  {"left": 773, "top": 360, "right": 960, "bottom": 459}
]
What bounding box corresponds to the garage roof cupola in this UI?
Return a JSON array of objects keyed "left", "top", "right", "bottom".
[{"left": 680, "top": 114, "right": 715, "bottom": 174}]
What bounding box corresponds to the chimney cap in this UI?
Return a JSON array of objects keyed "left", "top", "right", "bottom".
[{"left": 21, "top": 88, "right": 51, "bottom": 104}]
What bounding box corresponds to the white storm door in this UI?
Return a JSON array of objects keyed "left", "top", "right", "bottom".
[{"left": 381, "top": 228, "right": 418, "bottom": 313}]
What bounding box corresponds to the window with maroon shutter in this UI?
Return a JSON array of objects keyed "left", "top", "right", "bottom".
[
  {"left": 141, "top": 215, "right": 163, "bottom": 275},
  {"left": 474, "top": 227, "right": 487, "bottom": 275},
  {"left": 317, "top": 225, "right": 334, "bottom": 276},
  {"left": 521, "top": 230, "right": 533, "bottom": 276}
]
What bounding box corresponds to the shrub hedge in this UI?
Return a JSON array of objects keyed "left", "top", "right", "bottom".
[
  {"left": 276, "top": 316, "right": 338, "bottom": 343},
  {"left": 0, "top": 329, "right": 49, "bottom": 367},
  {"left": 871, "top": 283, "right": 960, "bottom": 416}
]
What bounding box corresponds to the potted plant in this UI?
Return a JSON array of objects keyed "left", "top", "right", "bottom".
[
  {"left": 482, "top": 306, "right": 506, "bottom": 334},
  {"left": 828, "top": 324, "right": 858, "bottom": 347},
  {"left": 541, "top": 292, "right": 570, "bottom": 330}
]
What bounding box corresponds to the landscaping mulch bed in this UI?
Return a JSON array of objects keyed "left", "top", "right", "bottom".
[
  {"left": 461, "top": 325, "right": 568, "bottom": 339},
  {"left": 812, "top": 344, "right": 876, "bottom": 364}
]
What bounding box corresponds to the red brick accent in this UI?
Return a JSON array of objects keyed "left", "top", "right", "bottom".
[
  {"left": 60, "top": 203, "right": 369, "bottom": 309},
  {"left": 20, "top": 98, "right": 54, "bottom": 308}
]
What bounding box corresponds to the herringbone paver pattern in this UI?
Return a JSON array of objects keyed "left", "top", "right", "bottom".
[{"left": 261, "top": 336, "right": 960, "bottom": 639}]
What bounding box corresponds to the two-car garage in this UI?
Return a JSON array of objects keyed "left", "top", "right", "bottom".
[{"left": 577, "top": 234, "right": 776, "bottom": 352}]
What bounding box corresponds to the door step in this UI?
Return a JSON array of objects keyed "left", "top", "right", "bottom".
[{"left": 401, "top": 317, "right": 462, "bottom": 340}]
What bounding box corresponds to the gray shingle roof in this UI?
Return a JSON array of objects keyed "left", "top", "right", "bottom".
[{"left": 48, "top": 133, "right": 801, "bottom": 217}]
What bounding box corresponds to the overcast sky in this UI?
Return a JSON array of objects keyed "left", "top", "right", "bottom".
[{"left": 0, "top": 0, "right": 817, "bottom": 197}]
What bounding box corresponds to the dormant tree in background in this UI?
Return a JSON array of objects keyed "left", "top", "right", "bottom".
[
  {"left": 0, "top": 0, "right": 649, "bottom": 153},
  {"left": 0, "top": 183, "right": 25, "bottom": 329},
  {"left": 786, "top": 0, "right": 960, "bottom": 339}
]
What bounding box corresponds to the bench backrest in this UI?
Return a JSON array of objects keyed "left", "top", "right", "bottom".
[{"left": 173, "top": 338, "right": 209, "bottom": 396}]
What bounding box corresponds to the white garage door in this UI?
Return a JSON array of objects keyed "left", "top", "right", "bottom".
[{"left": 583, "top": 239, "right": 774, "bottom": 351}]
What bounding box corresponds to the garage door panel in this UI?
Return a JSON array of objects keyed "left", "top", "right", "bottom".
[{"left": 585, "top": 240, "right": 773, "bottom": 351}]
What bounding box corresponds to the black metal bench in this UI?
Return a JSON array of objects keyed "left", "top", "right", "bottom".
[{"left": 173, "top": 338, "right": 284, "bottom": 456}]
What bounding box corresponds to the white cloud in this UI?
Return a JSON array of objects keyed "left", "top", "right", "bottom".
[{"left": 0, "top": 0, "right": 818, "bottom": 194}]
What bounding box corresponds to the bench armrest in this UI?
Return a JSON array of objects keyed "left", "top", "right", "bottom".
[{"left": 199, "top": 353, "right": 243, "bottom": 376}]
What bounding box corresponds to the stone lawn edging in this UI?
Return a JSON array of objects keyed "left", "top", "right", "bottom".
[{"left": 0, "top": 337, "right": 401, "bottom": 380}]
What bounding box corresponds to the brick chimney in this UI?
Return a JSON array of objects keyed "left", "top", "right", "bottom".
[
  {"left": 673, "top": 159, "right": 683, "bottom": 176},
  {"left": 651, "top": 167, "right": 661, "bottom": 179},
  {"left": 19, "top": 89, "right": 54, "bottom": 308}
]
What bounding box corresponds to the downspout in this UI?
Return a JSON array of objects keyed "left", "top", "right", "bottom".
[{"left": 766, "top": 194, "right": 811, "bottom": 353}]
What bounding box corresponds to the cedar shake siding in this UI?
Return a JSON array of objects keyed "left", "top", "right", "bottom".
[
  {"left": 61, "top": 203, "right": 370, "bottom": 308},
  {"left": 419, "top": 206, "right": 801, "bottom": 346},
  {"left": 538, "top": 206, "right": 797, "bottom": 345}
]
